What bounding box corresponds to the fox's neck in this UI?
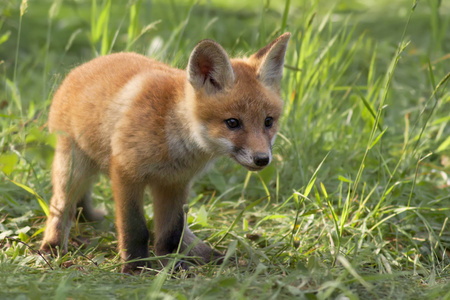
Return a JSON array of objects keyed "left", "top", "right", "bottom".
[
  {"left": 175, "top": 84, "right": 210, "bottom": 152},
  {"left": 168, "top": 83, "right": 213, "bottom": 160}
]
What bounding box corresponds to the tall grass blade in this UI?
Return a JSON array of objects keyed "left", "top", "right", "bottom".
[
  {"left": 127, "top": 0, "right": 142, "bottom": 49},
  {"left": 281, "top": 0, "right": 291, "bottom": 33},
  {"left": 7, "top": 178, "right": 49, "bottom": 216}
]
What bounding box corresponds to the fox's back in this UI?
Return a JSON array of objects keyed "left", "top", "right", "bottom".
[{"left": 49, "top": 52, "right": 185, "bottom": 171}]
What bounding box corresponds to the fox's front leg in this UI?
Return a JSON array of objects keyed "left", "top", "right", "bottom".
[
  {"left": 110, "top": 158, "right": 149, "bottom": 273},
  {"left": 150, "top": 182, "right": 223, "bottom": 266}
]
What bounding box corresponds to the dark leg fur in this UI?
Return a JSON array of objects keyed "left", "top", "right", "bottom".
[
  {"left": 77, "top": 187, "right": 106, "bottom": 222},
  {"left": 155, "top": 211, "right": 185, "bottom": 255},
  {"left": 110, "top": 159, "right": 150, "bottom": 273},
  {"left": 151, "top": 182, "right": 224, "bottom": 266}
]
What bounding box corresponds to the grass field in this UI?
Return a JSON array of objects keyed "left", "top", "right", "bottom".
[{"left": 1, "top": 0, "right": 449, "bottom": 299}]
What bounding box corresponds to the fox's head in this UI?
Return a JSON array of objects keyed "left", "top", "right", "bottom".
[{"left": 186, "top": 33, "right": 291, "bottom": 171}]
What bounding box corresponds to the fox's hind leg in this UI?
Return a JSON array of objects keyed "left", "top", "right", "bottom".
[
  {"left": 77, "top": 185, "right": 106, "bottom": 222},
  {"left": 151, "top": 182, "right": 223, "bottom": 267},
  {"left": 40, "top": 136, "right": 98, "bottom": 254}
]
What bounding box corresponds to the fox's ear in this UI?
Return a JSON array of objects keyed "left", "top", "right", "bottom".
[
  {"left": 250, "top": 32, "right": 291, "bottom": 89},
  {"left": 187, "top": 40, "right": 235, "bottom": 94}
]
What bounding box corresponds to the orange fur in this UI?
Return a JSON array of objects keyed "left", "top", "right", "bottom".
[{"left": 41, "top": 33, "right": 291, "bottom": 273}]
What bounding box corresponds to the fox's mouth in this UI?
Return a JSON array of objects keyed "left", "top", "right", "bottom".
[
  {"left": 241, "top": 164, "right": 266, "bottom": 172},
  {"left": 230, "top": 153, "right": 268, "bottom": 172}
]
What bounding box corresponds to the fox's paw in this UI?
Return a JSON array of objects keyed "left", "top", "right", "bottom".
[
  {"left": 121, "top": 260, "right": 152, "bottom": 274},
  {"left": 214, "top": 249, "right": 228, "bottom": 264},
  {"left": 39, "top": 242, "right": 65, "bottom": 257},
  {"left": 189, "top": 245, "right": 227, "bottom": 265}
]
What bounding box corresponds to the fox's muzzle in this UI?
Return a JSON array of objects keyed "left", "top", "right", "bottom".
[{"left": 253, "top": 152, "right": 270, "bottom": 167}]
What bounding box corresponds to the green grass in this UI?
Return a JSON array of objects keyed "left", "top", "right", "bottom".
[{"left": 1, "top": 0, "right": 449, "bottom": 299}]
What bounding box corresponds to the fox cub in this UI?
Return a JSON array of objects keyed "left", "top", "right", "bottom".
[{"left": 40, "top": 33, "right": 291, "bottom": 273}]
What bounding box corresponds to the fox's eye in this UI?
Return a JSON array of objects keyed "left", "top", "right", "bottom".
[
  {"left": 225, "top": 118, "right": 240, "bottom": 129},
  {"left": 264, "top": 117, "right": 274, "bottom": 128}
]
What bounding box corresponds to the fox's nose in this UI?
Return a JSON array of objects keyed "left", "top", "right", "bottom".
[{"left": 253, "top": 153, "right": 270, "bottom": 167}]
